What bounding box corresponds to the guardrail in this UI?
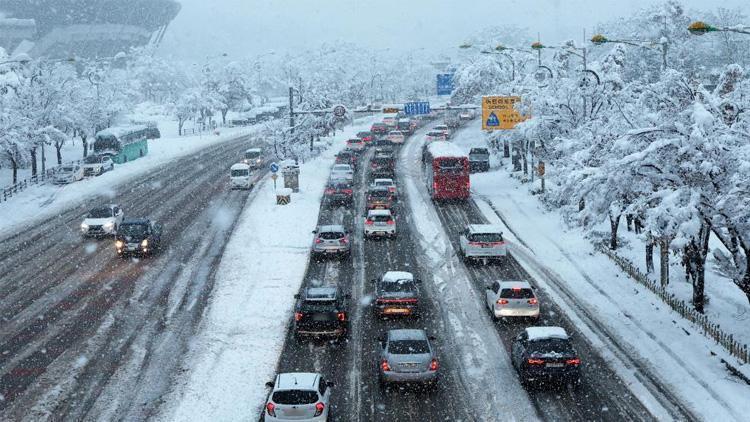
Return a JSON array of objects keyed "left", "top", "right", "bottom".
[
  {"left": 1, "top": 161, "right": 81, "bottom": 203},
  {"left": 595, "top": 243, "right": 749, "bottom": 367}
]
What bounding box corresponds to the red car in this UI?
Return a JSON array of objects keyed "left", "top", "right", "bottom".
[
  {"left": 371, "top": 122, "right": 388, "bottom": 136},
  {"left": 357, "top": 131, "right": 374, "bottom": 144}
]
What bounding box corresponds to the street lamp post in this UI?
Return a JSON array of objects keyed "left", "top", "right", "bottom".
[
  {"left": 688, "top": 21, "right": 750, "bottom": 36},
  {"left": 459, "top": 43, "right": 523, "bottom": 82},
  {"left": 590, "top": 34, "right": 668, "bottom": 70}
]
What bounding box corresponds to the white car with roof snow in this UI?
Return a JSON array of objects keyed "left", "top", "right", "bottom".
[
  {"left": 387, "top": 130, "right": 405, "bottom": 144},
  {"left": 364, "top": 209, "right": 396, "bottom": 238},
  {"left": 434, "top": 124, "right": 451, "bottom": 139},
  {"left": 459, "top": 224, "right": 507, "bottom": 261},
  {"left": 262, "top": 372, "right": 332, "bottom": 421},
  {"left": 370, "top": 178, "right": 397, "bottom": 200},
  {"left": 81, "top": 204, "right": 124, "bottom": 238},
  {"left": 229, "top": 163, "right": 254, "bottom": 189},
  {"left": 330, "top": 164, "right": 354, "bottom": 182},
  {"left": 53, "top": 164, "right": 84, "bottom": 184},
  {"left": 81, "top": 155, "right": 114, "bottom": 176},
  {"left": 485, "top": 280, "right": 540, "bottom": 320}
]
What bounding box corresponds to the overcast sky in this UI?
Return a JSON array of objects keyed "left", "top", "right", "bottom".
[{"left": 159, "top": 0, "right": 747, "bottom": 61}]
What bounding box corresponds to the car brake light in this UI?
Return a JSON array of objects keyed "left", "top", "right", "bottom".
[
  {"left": 365, "top": 219, "right": 374, "bottom": 225},
  {"left": 341, "top": 237, "right": 349, "bottom": 244},
  {"left": 528, "top": 298, "right": 538, "bottom": 305},
  {"left": 266, "top": 402, "right": 276, "bottom": 416},
  {"left": 324, "top": 188, "right": 334, "bottom": 194},
  {"left": 386, "top": 220, "right": 395, "bottom": 225},
  {"left": 315, "top": 238, "right": 323, "bottom": 244},
  {"left": 388, "top": 187, "right": 396, "bottom": 192},
  {"left": 527, "top": 358, "right": 545, "bottom": 365},
  {"left": 566, "top": 358, "right": 581, "bottom": 366},
  {"left": 512, "top": 287, "right": 521, "bottom": 291},
  {"left": 343, "top": 189, "right": 353, "bottom": 194},
  {"left": 337, "top": 312, "right": 346, "bottom": 321},
  {"left": 314, "top": 402, "right": 325, "bottom": 417},
  {"left": 381, "top": 360, "right": 391, "bottom": 372},
  {"left": 294, "top": 312, "right": 303, "bottom": 321},
  {"left": 429, "top": 358, "right": 439, "bottom": 371},
  {"left": 497, "top": 299, "right": 509, "bottom": 305}
]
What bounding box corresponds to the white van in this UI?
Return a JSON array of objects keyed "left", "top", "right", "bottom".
[
  {"left": 230, "top": 163, "right": 253, "bottom": 190},
  {"left": 243, "top": 148, "right": 263, "bottom": 169}
]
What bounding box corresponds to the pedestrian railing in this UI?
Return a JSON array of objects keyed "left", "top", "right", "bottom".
[
  {"left": 595, "top": 243, "right": 749, "bottom": 367},
  {"left": 1, "top": 163, "right": 76, "bottom": 204}
]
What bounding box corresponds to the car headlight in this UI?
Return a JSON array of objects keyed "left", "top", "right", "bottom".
[
  {"left": 115, "top": 240, "right": 124, "bottom": 248},
  {"left": 141, "top": 239, "right": 148, "bottom": 248},
  {"left": 103, "top": 221, "right": 115, "bottom": 230}
]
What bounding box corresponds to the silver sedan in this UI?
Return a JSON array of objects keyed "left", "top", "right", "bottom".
[{"left": 378, "top": 329, "right": 439, "bottom": 387}]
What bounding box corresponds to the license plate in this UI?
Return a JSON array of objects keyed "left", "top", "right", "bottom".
[
  {"left": 546, "top": 363, "right": 564, "bottom": 368},
  {"left": 313, "top": 314, "right": 331, "bottom": 321},
  {"left": 481, "top": 244, "right": 492, "bottom": 248},
  {"left": 384, "top": 308, "right": 410, "bottom": 314},
  {"left": 126, "top": 244, "right": 138, "bottom": 251}
]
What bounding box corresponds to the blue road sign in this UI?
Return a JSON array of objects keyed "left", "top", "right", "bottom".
[
  {"left": 486, "top": 112, "right": 500, "bottom": 127},
  {"left": 404, "top": 101, "right": 431, "bottom": 116},
  {"left": 270, "top": 162, "right": 279, "bottom": 173},
  {"left": 437, "top": 74, "right": 454, "bottom": 95}
]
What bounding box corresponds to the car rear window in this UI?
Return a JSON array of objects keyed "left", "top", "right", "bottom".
[
  {"left": 372, "top": 158, "right": 393, "bottom": 166},
  {"left": 381, "top": 280, "right": 414, "bottom": 292},
  {"left": 300, "top": 301, "right": 338, "bottom": 313},
  {"left": 272, "top": 390, "right": 319, "bottom": 405},
  {"left": 469, "top": 233, "right": 503, "bottom": 242},
  {"left": 333, "top": 165, "right": 351, "bottom": 171},
  {"left": 389, "top": 340, "right": 429, "bottom": 354},
  {"left": 370, "top": 214, "right": 392, "bottom": 222},
  {"left": 470, "top": 148, "right": 489, "bottom": 155},
  {"left": 499, "top": 288, "right": 534, "bottom": 299},
  {"left": 329, "top": 183, "right": 351, "bottom": 190},
  {"left": 319, "top": 231, "right": 345, "bottom": 240},
  {"left": 529, "top": 339, "right": 574, "bottom": 354},
  {"left": 369, "top": 190, "right": 390, "bottom": 198},
  {"left": 347, "top": 139, "right": 361, "bottom": 144}
]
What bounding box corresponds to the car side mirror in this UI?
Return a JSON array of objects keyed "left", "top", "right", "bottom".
[
  {"left": 378, "top": 335, "right": 385, "bottom": 343},
  {"left": 429, "top": 335, "right": 436, "bottom": 341},
  {"left": 345, "top": 293, "right": 351, "bottom": 299},
  {"left": 370, "top": 278, "right": 377, "bottom": 284},
  {"left": 265, "top": 381, "right": 274, "bottom": 388},
  {"left": 311, "top": 230, "right": 317, "bottom": 234},
  {"left": 326, "top": 381, "right": 334, "bottom": 387},
  {"left": 485, "top": 284, "right": 492, "bottom": 290},
  {"left": 293, "top": 294, "right": 300, "bottom": 299},
  {"left": 415, "top": 279, "right": 423, "bottom": 284}
]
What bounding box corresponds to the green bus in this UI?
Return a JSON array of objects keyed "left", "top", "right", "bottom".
[{"left": 93, "top": 125, "right": 154, "bottom": 164}]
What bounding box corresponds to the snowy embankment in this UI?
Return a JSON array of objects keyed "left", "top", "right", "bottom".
[
  {"left": 0, "top": 125, "right": 259, "bottom": 237},
  {"left": 451, "top": 125, "right": 750, "bottom": 421},
  {"left": 158, "top": 118, "right": 374, "bottom": 421}
]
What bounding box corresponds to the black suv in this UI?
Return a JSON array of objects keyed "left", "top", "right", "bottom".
[
  {"left": 115, "top": 218, "right": 163, "bottom": 257},
  {"left": 370, "top": 154, "right": 395, "bottom": 179},
  {"left": 294, "top": 286, "right": 349, "bottom": 340},
  {"left": 469, "top": 147, "right": 490, "bottom": 173},
  {"left": 511, "top": 326, "right": 582, "bottom": 388}
]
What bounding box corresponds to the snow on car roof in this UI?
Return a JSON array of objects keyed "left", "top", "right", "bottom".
[
  {"left": 373, "top": 178, "right": 394, "bottom": 184},
  {"left": 95, "top": 125, "right": 148, "bottom": 138},
  {"left": 468, "top": 224, "right": 503, "bottom": 234},
  {"left": 276, "top": 372, "right": 319, "bottom": 390},
  {"left": 230, "top": 163, "right": 251, "bottom": 170},
  {"left": 332, "top": 164, "right": 352, "bottom": 169},
  {"left": 388, "top": 329, "right": 427, "bottom": 341},
  {"left": 499, "top": 280, "right": 532, "bottom": 290},
  {"left": 383, "top": 271, "right": 413, "bottom": 283},
  {"left": 427, "top": 141, "right": 466, "bottom": 159},
  {"left": 305, "top": 287, "right": 337, "bottom": 300},
  {"left": 368, "top": 209, "right": 392, "bottom": 217},
  {"left": 525, "top": 326, "right": 569, "bottom": 341},
  {"left": 318, "top": 224, "right": 346, "bottom": 233},
  {"left": 245, "top": 148, "right": 262, "bottom": 153}
]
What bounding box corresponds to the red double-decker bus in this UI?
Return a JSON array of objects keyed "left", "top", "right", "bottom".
[{"left": 423, "top": 141, "right": 470, "bottom": 200}]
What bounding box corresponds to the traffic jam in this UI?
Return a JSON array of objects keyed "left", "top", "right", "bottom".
[{"left": 258, "top": 108, "right": 590, "bottom": 422}]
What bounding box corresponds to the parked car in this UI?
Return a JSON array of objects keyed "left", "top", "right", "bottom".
[
  {"left": 81, "top": 204, "right": 124, "bottom": 238},
  {"left": 229, "top": 163, "right": 254, "bottom": 190},
  {"left": 330, "top": 164, "right": 354, "bottom": 183},
  {"left": 335, "top": 150, "right": 358, "bottom": 170},
  {"left": 366, "top": 186, "right": 394, "bottom": 211},
  {"left": 311, "top": 225, "right": 351, "bottom": 259},
  {"left": 378, "top": 329, "right": 438, "bottom": 387},
  {"left": 370, "top": 178, "right": 397, "bottom": 200},
  {"left": 459, "top": 224, "right": 507, "bottom": 262},
  {"left": 262, "top": 372, "right": 332, "bottom": 421},
  {"left": 425, "top": 131, "right": 448, "bottom": 143},
  {"left": 115, "top": 218, "right": 163, "bottom": 257},
  {"left": 357, "top": 131, "right": 374, "bottom": 144},
  {"left": 82, "top": 155, "right": 114, "bottom": 176},
  {"left": 511, "top": 326, "right": 581, "bottom": 387},
  {"left": 364, "top": 209, "right": 396, "bottom": 239},
  {"left": 387, "top": 130, "right": 405, "bottom": 144},
  {"left": 294, "top": 286, "right": 349, "bottom": 340},
  {"left": 346, "top": 138, "right": 366, "bottom": 153},
  {"left": 324, "top": 180, "right": 354, "bottom": 206},
  {"left": 469, "top": 147, "right": 490, "bottom": 172},
  {"left": 53, "top": 165, "right": 84, "bottom": 184},
  {"left": 372, "top": 271, "right": 420, "bottom": 317},
  {"left": 485, "top": 280, "right": 540, "bottom": 321},
  {"left": 371, "top": 122, "right": 389, "bottom": 136}
]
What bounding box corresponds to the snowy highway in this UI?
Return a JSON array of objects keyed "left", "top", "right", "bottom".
[{"left": 0, "top": 134, "right": 264, "bottom": 419}]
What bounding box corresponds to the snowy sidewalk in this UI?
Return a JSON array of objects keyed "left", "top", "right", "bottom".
[
  {"left": 157, "top": 119, "right": 374, "bottom": 421},
  {"left": 456, "top": 143, "right": 750, "bottom": 420}
]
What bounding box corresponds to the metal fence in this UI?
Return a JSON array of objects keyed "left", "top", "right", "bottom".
[
  {"left": 596, "top": 244, "right": 749, "bottom": 366},
  {"left": 1, "top": 162, "right": 79, "bottom": 203}
]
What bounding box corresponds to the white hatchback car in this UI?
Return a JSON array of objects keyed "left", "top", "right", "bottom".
[
  {"left": 54, "top": 165, "right": 84, "bottom": 184},
  {"left": 485, "top": 280, "right": 540, "bottom": 320},
  {"left": 387, "top": 131, "right": 405, "bottom": 144},
  {"left": 459, "top": 224, "right": 507, "bottom": 261},
  {"left": 263, "top": 372, "right": 332, "bottom": 422},
  {"left": 330, "top": 164, "right": 354, "bottom": 182},
  {"left": 364, "top": 209, "right": 396, "bottom": 238},
  {"left": 81, "top": 204, "right": 124, "bottom": 238}
]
